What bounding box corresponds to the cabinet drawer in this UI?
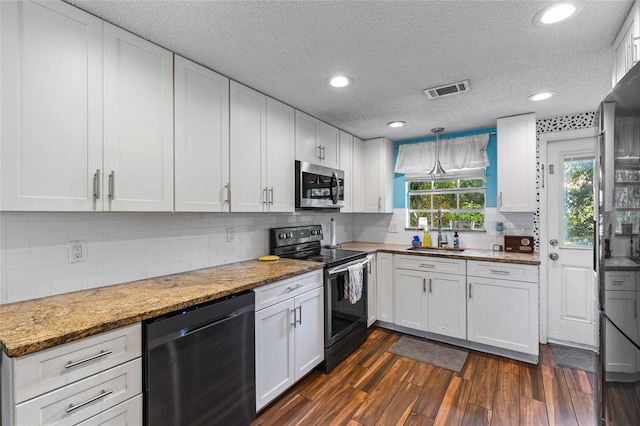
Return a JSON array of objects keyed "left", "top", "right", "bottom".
[
  {"left": 76, "top": 394, "right": 142, "bottom": 426},
  {"left": 15, "top": 359, "right": 142, "bottom": 426},
  {"left": 467, "top": 260, "right": 538, "bottom": 283},
  {"left": 13, "top": 323, "right": 141, "bottom": 403},
  {"left": 605, "top": 271, "right": 636, "bottom": 291},
  {"left": 395, "top": 254, "right": 465, "bottom": 275},
  {"left": 254, "top": 270, "right": 323, "bottom": 311}
]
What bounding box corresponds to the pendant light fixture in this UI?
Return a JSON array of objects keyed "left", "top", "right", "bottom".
[{"left": 429, "top": 127, "right": 446, "bottom": 177}]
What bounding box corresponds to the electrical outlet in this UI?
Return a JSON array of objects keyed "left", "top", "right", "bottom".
[
  {"left": 68, "top": 240, "right": 88, "bottom": 263},
  {"left": 227, "top": 227, "right": 235, "bottom": 243}
]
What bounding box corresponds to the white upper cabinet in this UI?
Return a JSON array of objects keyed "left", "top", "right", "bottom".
[
  {"left": 103, "top": 23, "right": 174, "bottom": 211},
  {"left": 174, "top": 55, "right": 230, "bottom": 212},
  {"left": 265, "top": 97, "right": 295, "bottom": 212},
  {"left": 612, "top": 0, "right": 639, "bottom": 86},
  {"left": 230, "top": 82, "right": 295, "bottom": 212},
  {"left": 339, "top": 131, "right": 354, "bottom": 212},
  {"left": 230, "top": 81, "right": 266, "bottom": 212},
  {"left": 362, "top": 138, "right": 394, "bottom": 213},
  {"left": 1, "top": 0, "right": 103, "bottom": 211},
  {"left": 352, "top": 136, "right": 364, "bottom": 212},
  {"left": 497, "top": 113, "right": 536, "bottom": 212},
  {"left": 294, "top": 111, "right": 340, "bottom": 169}
]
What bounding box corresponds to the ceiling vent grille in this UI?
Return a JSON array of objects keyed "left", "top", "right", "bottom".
[{"left": 423, "top": 80, "right": 470, "bottom": 99}]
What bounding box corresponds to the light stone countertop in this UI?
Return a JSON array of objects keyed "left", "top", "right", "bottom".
[
  {"left": 0, "top": 258, "right": 323, "bottom": 357},
  {"left": 605, "top": 257, "right": 640, "bottom": 271},
  {"left": 340, "top": 242, "right": 541, "bottom": 265}
]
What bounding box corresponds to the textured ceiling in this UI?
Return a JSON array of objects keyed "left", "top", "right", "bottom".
[{"left": 66, "top": 0, "right": 633, "bottom": 141}]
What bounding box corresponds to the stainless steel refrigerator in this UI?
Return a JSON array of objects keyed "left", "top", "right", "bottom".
[{"left": 597, "top": 61, "right": 640, "bottom": 424}]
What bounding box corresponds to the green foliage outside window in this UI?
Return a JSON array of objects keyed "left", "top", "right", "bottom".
[
  {"left": 407, "top": 178, "right": 485, "bottom": 229},
  {"left": 563, "top": 159, "right": 594, "bottom": 246}
]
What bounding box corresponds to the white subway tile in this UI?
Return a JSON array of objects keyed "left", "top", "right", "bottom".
[
  {"left": 119, "top": 267, "right": 146, "bottom": 283},
  {"left": 6, "top": 221, "right": 50, "bottom": 238},
  {"left": 7, "top": 282, "right": 51, "bottom": 303},
  {"left": 51, "top": 276, "right": 87, "bottom": 294},
  {"left": 6, "top": 251, "right": 50, "bottom": 270},
  {"left": 69, "top": 260, "right": 104, "bottom": 277},
  {"left": 30, "top": 264, "right": 69, "bottom": 283},
  {"left": 146, "top": 263, "right": 171, "bottom": 278},
  {"left": 6, "top": 269, "right": 29, "bottom": 287},
  {"left": 87, "top": 271, "right": 120, "bottom": 288}
]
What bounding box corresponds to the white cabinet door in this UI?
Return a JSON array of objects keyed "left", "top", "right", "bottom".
[
  {"left": 467, "top": 276, "right": 538, "bottom": 355},
  {"left": 174, "top": 55, "right": 229, "bottom": 212},
  {"left": 339, "top": 131, "right": 354, "bottom": 212},
  {"left": 376, "top": 253, "right": 394, "bottom": 322},
  {"left": 229, "top": 81, "right": 266, "bottom": 212},
  {"left": 295, "top": 110, "right": 321, "bottom": 164},
  {"left": 294, "top": 287, "right": 324, "bottom": 380},
  {"left": 362, "top": 138, "right": 394, "bottom": 213},
  {"left": 497, "top": 113, "right": 536, "bottom": 212},
  {"left": 394, "top": 268, "right": 428, "bottom": 331},
  {"left": 255, "top": 298, "right": 295, "bottom": 411},
  {"left": 352, "top": 136, "right": 364, "bottom": 212},
  {"left": 428, "top": 272, "right": 466, "bottom": 339},
  {"left": 605, "top": 291, "right": 637, "bottom": 373},
  {"left": 612, "top": 1, "right": 639, "bottom": 85},
  {"left": 103, "top": 23, "right": 174, "bottom": 212},
  {"left": 367, "top": 254, "right": 377, "bottom": 327},
  {"left": 265, "top": 98, "right": 295, "bottom": 212},
  {"left": 1, "top": 0, "right": 103, "bottom": 211},
  {"left": 319, "top": 122, "right": 340, "bottom": 169}
]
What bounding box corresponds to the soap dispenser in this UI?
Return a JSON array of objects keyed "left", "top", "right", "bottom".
[
  {"left": 422, "top": 226, "right": 431, "bottom": 247},
  {"left": 453, "top": 232, "right": 459, "bottom": 249}
]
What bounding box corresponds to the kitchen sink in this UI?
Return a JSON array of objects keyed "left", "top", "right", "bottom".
[{"left": 408, "top": 246, "right": 465, "bottom": 253}]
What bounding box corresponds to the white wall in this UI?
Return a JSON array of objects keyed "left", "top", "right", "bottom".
[
  {"left": 352, "top": 208, "right": 535, "bottom": 249},
  {"left": 0, "top": 211, "right": 354, "bottom": 304}
]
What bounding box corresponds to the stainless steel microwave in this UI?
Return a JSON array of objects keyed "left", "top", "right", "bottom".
[{"left": 295, "top": 161, "right": 345, "bottom": 209}]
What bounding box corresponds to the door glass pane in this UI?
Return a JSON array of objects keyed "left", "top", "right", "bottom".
[{"left": 563, "top": 158, "right": 594, "bottom": 247}]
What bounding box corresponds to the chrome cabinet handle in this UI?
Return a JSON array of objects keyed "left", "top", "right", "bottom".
[
  {"left": 429, "top": 278, "right": 432, "bottom": 293},
  {"left": 490, "top": 269, "right": 510, "bottom": 275},
  {"left": 541, "top": 165, "right": 545, "bottom": 189},
  {"left": 378, "top": 196, "right": 382, "bottom": 209},
  {"left": 320, "top": 145, "right": 326, "bottom": 160},
  {"left": 93, "top": 169, "right": 100, "bottom": 201},
  {"left": 317, "top": 145, "right": 322, "bottom": 160},
  {"left": 291, "top": 308, "right": 297, "bottom": 327},
  {"left": 287, "top": 283, "right": 303, "bottom": 292},
  {"left": 468, "top": 283, "right": 472, "bottom": 299},
  {"left": 423, "top": 278, "right": 426, "bottom": 293},
  {"left": 297, "top": 305, "right": 302, "bottom": 325},
  {"left": 227, "top": 183, "right": 231, "bottom": 207},
  {"left": 269, "top": 187, "right": 274, "bottom": 205},
  {"left": 108, "top": 171, "right": 115, "bottom": 200},
  {"left": 419, "top": 263, "right": 435, "bottom": 268},
  {"left": 263, "top": 187, "right": 268, "bottom": 205},
  {"left": 66, "top": 389, "right": 113, "bottom": 413},
  {"left": 223, "top": 183, "right": 230, "bottom": 205},
  {"left": 498, "top": 192, "right": 502, "bottom": 208},
  {"left": 65, "top": 349, "right": 112, "bottom": 369}
]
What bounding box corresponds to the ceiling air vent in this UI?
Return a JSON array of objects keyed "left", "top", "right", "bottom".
[{"left": 423, "top": 80, "right": 470, "bottom": 99}]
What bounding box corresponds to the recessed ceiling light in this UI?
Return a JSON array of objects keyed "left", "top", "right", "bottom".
[
  {"left": 528, "top": 91, "right": 556, "bottom": 101},
  {"left": 387, "top": 121, "right": 406, "bottom": 128},
  {"left": 328, "top": 75, "right": 352, "bottom": 88},
  {"left": 533, "top": 2, "right": 581, "bottom": 26}
]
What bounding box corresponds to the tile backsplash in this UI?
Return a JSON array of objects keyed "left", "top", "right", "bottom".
[{"left": 0, "top": 211, "right": 353, "bottom": 304}]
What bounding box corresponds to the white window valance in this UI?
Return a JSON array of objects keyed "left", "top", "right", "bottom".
[{"left": 395, "top": 133, "right": 490, "bottom": 180}]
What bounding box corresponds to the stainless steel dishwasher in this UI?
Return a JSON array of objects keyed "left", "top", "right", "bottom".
[{"left": 143, "top": 291, "right": 255, "bottom": 425}]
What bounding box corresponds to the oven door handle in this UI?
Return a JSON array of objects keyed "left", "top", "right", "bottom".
[
  {"left": 328, "top": 258, "right": 369, "bottom": 276},
  {"left": 331, "top": 172, "right": 340, "bottom": 205}
]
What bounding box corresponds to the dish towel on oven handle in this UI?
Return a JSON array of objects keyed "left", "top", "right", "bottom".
[{"left": 345, "top": 263, "right": 363, "bottom": 304}]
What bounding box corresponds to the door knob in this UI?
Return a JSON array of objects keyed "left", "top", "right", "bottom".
[
  {"left": 549, "top": 252, "right": 559, "bottom": 261},
  {"left": 550, "top": 239, "right": 558, "bottom": 246}
]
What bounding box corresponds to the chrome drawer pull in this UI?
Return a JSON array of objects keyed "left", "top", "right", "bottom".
[
  {"left": 66, "top": 389, "right": 113, "bottom": 413},
  {"left": 490, "top": 269, "right": 510, "bottom": 275},
  {"left": 419, "top": 263, "right": 435, "bottom": 268},
  {"left": 65, "top": 349, "right": 112, "bottom": 369},
  {"left": 286, "top": 284, "right": 303, "bottom": 292}
]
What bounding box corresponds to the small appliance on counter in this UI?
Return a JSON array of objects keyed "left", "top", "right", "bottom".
[{"left": 504, "top": 235, "right": 534, "bottom": 253}]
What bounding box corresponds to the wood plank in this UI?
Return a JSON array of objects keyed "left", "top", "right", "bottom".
[
  {"left": 310, "top": 387, "right": 368, "bottom": 425},
  {"left": 457, "top": 351, "right": 480, "bottom": 381},
  {"left": 461, "top": 402, "right": 492, "bottom": 426},
  {"left": 251, "top": 392, "right": 312, "bottom": 426},
  {"left": 405, "top": 360, "right": 435, "bottom": 387},
  {"left": 497, "top": 356, "right": 520, "bottom": 375},
  {"left": 404, "top": 412, "right": 435, "bottom": 426},
  {"left": 491, "top": 369, "right": 520, "bottom": 425},
  {"left": 539, "top": 344, "right": 558, "bottom": 367},
  {"left": 604, "top": 382, "right": 640, "bottom": 426},
  {"left": 326, "top": 389, "right": 368, "bottom": 426},
  {"left": 413, "top": 367, "right": 454, "bottom": 418},
  {"left": 468, "top": 355, "right": 499, "bottom": 410},
  {"left": 562, "top": 367, "right": 593, "bottom": 394},
  {"left": 520, "top": 363, "right": 546, "bottom": 402},
  {"left": 353, "top": 351, "right": 400, "bottom": 393},
  {"left": 374, "top": 381, "right": 422, "bottom": 425},
  {"left": 356, "top": 328, "right": 402, "bottom": 368},
  {"left": 520, "top": 395, "right": 550, "bottom": 426},
  {"left": 568, "top": 388, "right": 596, "bottom": 426},
  {"left": 432, "top": 375, "right": 473, "bottom": 425},
  {"left": 541, "top": 365, "right": 578, "bottom": 426}
]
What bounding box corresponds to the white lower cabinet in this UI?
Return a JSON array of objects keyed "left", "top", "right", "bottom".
[
  {"left": 367, "top": 253, "right": 377, "bottom": 327},
  {"left": 394, "top": 255, "right": 466, "bottom": 339},
  {"left": 604, "top": 269, "right": 638, "bottom": 373},
  {"left": 254, "top": 271, "right": 324, "bottom": 411},
  {"left": 467, "top": 260, "right": 539, "bottom": 356},
  {"left": 376, "top": 252, "right": 394, "bottom": 323},
  {"left": 1, "top": 324, "right": 142, "bottom": 426}
]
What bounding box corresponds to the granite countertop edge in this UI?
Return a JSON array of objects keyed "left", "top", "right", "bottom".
[
  {"left": 340, "top": 242, "right": 541, "bottom": 265},
  {"left": 0, "top": 259, "right": 323, "bottom": 358}
]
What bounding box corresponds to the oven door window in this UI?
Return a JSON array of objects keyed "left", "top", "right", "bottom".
[
  {"left": 327, "top": 271, "right": 366, "bottom": 345},
  {"left": 301, "top": 171, "right": 344, "bottom": 205}
]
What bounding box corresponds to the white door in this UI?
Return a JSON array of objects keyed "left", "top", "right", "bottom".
[
  {"left": 428, "top": 272, "right": 466, "bottom": 339},
  {"left": 265, "top": 97, "right": 295, "bottom": 212},
  {"left": 394, "top": 269, "right": 428, "bottom": 331},
  {"left": 319, "top": 122, "right": 340, "bottom": 169},
  {"left": 546, "top": 137, "right": 597, "bottom": 347},
  {"left": 174, "top": 56, "right": 230, "bottom": 212},
  {"left": 376, "top": 253, "right": 394, "bottom": 322},
  {"left": 103, "top": 23, "right": 174, "bottom": 212},
  {"left": 293, "top": 287, "right": 324, "bottom": 380},
  {"left": 294, "top": 110, "right": 320, "bottom": 164},
  {"left": 367, "top": 254, "right": 377, "bottom": 327},
  {"left": 0, "top": 0, "right": 103, "bottom": 211}
]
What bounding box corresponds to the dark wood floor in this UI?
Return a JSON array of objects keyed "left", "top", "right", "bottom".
[{"left": 252, "top": 327, "right": 603, "bottom": 426}]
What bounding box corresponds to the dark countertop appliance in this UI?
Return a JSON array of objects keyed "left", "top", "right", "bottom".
[
  {"left": 597, "top": 60, "right": 640, "bottom": 424},
  {"left": 270, "top": 224, "right": 369, "bottom": 373}
]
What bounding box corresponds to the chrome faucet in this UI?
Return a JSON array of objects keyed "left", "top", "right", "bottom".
[{"left": 437, "top": 209, "right": 448, "bottom": 248}]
